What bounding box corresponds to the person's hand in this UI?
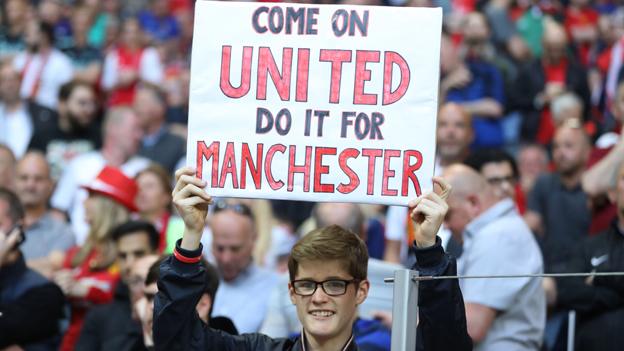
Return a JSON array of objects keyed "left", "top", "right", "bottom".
[
  {"left": 172, "top": 167, "right": 212, "bottom": 250},
  {"left": 544, "top": 82, "right": 565, "bottom": 102},
  {"left": 408, "top": 177, "right": 452, "bottom": 248},
  {"left": 0, "top": 227, "right": 21, "bottom": 266},
  {"left": 118, "top": 69, "right": 139, "bottom": 86},
  {"left": 443, "top": 65, "right": 472, "bottom": 89},
  {"left": 53, "top": 269, "right": 75, "bottom": 295}
]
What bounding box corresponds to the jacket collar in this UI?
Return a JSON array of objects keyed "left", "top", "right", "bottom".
[{"left": 299, "top": 330, "right": 357, "bottom": 351}]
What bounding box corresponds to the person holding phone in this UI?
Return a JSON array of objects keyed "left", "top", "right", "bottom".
[{"left": 0, "top": 188, "right": 65, "bottom": 350}]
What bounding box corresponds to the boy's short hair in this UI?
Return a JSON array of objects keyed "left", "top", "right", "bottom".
[{"left": 288, "top": 225, "right": 368, "bottom": 282}]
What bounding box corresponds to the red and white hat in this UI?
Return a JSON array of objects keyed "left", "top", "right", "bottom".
[{"left": 82, "top": 166, "right": 138, "bottom": 212}]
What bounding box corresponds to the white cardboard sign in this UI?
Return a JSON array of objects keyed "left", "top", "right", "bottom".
[{"left": 187, "top": 1, "right": 442, "bottom": 205}]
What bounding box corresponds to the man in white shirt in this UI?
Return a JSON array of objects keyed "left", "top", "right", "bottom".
[
  {"left": 51, "top": 107, "right": 149, "bottom": 244},
  {"left": 12, "top": 20, "right": 73, "bottom": 109},
  {"left": 209, "top": 200, "right": 279, "bottom": 333}
]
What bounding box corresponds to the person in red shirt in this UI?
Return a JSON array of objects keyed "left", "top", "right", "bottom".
[
  {"left": 52, "top": 166, "right": 138, "bottom": 351},
  {"left": 565, "top": 0, "right": 600, "bottom": 66},
  {"left": 101, "top": 18, "right": 163, "bottom": 107}
]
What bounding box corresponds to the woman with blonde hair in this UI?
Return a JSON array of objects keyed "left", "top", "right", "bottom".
[{"left": 53, "top": 166, "right": 138, "bottom": 351}]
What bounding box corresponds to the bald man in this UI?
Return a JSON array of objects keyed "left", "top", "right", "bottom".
[
  {"left": 443, "top": 164, "right": 544, "bottom": 351},
  {"left": 14, "top": 151, "right": 74, "bottom": 277},
  {"left": 511, "top": 20, "right": 590, "bottom": 142},
  {"left": 384, "top": 102, "right": 473, "bottom": 264},
  {"left": 525, "top": 126, "right": 592, "bottom": 273}
]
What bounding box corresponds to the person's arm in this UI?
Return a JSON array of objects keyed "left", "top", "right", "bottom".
[
  {"left": 460, "top": 98, "right": 504, "bottom": 118},
  {"left": 409, "top": 177, "right": 472, "bottom": 351},
  {"left": 464, "top": 303, "right": 496, "bottom": 342},
  {"left": 154, "top": 168, "right": 277, "bottom": 350},
  {"left": 0, "top": 284, "right": 65, "bottom": 348},
  {"left": 582, "top": 136, "right": 624, "bottom": 197},
  {"left": 524, "top": 175, "right": 546, "bottom": 235}
]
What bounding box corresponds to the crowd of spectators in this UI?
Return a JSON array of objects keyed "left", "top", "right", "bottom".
[{"left": 1, "top": 0, "right": 624, "bottom": 350}]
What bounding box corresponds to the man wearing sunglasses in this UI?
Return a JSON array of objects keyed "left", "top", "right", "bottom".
[{"left": 153, "top": 167, "right": 472, "bottom": 350}]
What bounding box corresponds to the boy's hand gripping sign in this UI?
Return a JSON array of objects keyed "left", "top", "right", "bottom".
[{"left": 187, "top": 1, "right": 442, "bottom": 205}]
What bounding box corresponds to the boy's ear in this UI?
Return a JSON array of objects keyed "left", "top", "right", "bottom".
[
  {"left": 288, "top": 282, "right": 297, "bottom": 305},
  {"left": 356, "top": 279, "right": 370, "bottom": 306},
  {"left": 607, "top": 188, "right": 617, "bottom": 205}
]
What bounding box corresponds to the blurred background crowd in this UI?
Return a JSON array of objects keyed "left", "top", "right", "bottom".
[{"left": 1, "top": 0, "right": 624, "bottom": 350}]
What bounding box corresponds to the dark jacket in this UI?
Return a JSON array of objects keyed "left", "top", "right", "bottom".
[
  {"left": 75, "top": 282, "right": 146, "bottom": 351},
  {"left": 0, "top": 254, "right": 65, "bottom": 350},
  {"left": 153, "top": 238, "right": 472, "bottom": 351},
  {"left": 555, "top": 221, "right": 624, "bottom": 319}
]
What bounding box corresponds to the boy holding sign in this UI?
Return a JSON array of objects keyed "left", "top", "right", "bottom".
[{"left": 153, "top": 167, "right": 472, "bottom": 350}]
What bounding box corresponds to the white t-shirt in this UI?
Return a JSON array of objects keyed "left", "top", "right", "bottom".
[
  {"left": 51, "top": 151, "right": 150, "bottom": 244},
  {"left": 101, "top": 47, "right": 163, "bottom": 90},
  {"left": 0, "top": 103, "right": 32, "bottom": 158},
  {"left": 13, "top": 49, "right": 73, "bottom": 109}
]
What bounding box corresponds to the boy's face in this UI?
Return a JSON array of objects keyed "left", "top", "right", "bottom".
[{"left": 288, "top": 259, "right": 368, "bottom": 344}]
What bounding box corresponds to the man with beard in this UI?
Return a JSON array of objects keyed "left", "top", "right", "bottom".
[
  {"left": 12, "top": 20, "right": 73, "bottom": 109},
  {"left": 29, "top": 80, "right": 101, "bottom": 180},
  {"left": 525, "top": 125, "right": 592, "bottom": 273}
]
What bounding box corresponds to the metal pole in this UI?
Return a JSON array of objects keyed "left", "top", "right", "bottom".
[
  {"left": 567, "top": 310, "right": 576, "bottom": 351},
  {"left": 390, "top": 269, "right": 419, "bottom": 351}
]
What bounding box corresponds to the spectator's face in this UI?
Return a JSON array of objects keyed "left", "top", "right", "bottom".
[
  {"left": 444, "top": 193, "right": 473, "bottom": 237},
  {"left": 617, "top": 165, "right": 624, "bottom": 218},
  {"left": 5, "top": 0, "right": 27, "bottom": 27},
  {"left": 0, "top": 65, "right": 21, "bottom": 104},
  {"left": 289, "top": 259, "right": 367, "bottom": 346},
  {"left": 64, "top": 85, "right": 97, "bottom": 128},
  {"left": 211, "top": 211, "right": 255, "bottom": 282},
  {"left": 612, "top": 85, "right": 624, "bottom": 123},
  {"left": 543, "top": 29, "right": 568, "bottom": 63},
  {"left": 122, "top": 20, "right": 142, "bottom": 47},
  {"left": 463, "top": 13, "right": 489, "bottom": 47},
  {"left": 23, "top": 20, "right": 41, "bottom": 51},
  {"left": 113, "top": 111, "right": 143, "bottom": 157},
  {"left": 437, "top": 105, "right": 472, "bottom": 163},
  {"left": 0, "top": 199, "right": 12, "bottom": 234},
  {"left": 116, "top": 231, "right": 154, "bottom": 283},
  {"left": 552, "top": 128, "right": 589, "bottom": 176},
  {"left": 136, "top": 172, "right": 170, "bottom": 216},
  {"left": 133, "top": 89, "right": 165, "bottom": 129},
  {"left": 152, "top": 0, "right": 168, "bottom": 17},
  {"left": 38, "top": 0, "right": 62, "bottom": 25},
  {"left": 71, "top": 9, "right": 92, "bottom": 39},
  {"left": 15, "top": 154, "right": 52, "bottom": 208},
  {"left": 127, "top": 255, "right": 159, "bottom": 303},
  {"left": 0, "top": 148, "right": 15, "bottom": 189},
  {"left": 518, "top": 146, "right": 548, "bottom": 183},
  {"left": 481, "top": 161, "right": 516, "bottom": 201},
  {"left": 140, "top": 281, "right": 158, "bottom": 345},
  {"left": 83, "top": 192, "right": 98, "bottom": 225}
]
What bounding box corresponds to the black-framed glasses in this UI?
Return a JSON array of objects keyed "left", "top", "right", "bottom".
[
  {"left": 213, "top": 199, "right": 254, "bottom": 221},
  {"left": 291, "top": 279, "right": 359, "bottom": 296}
]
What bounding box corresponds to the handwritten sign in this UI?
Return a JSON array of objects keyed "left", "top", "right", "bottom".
[{"left": 187, "top": 1, "right": 442, "bottom": 205}]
